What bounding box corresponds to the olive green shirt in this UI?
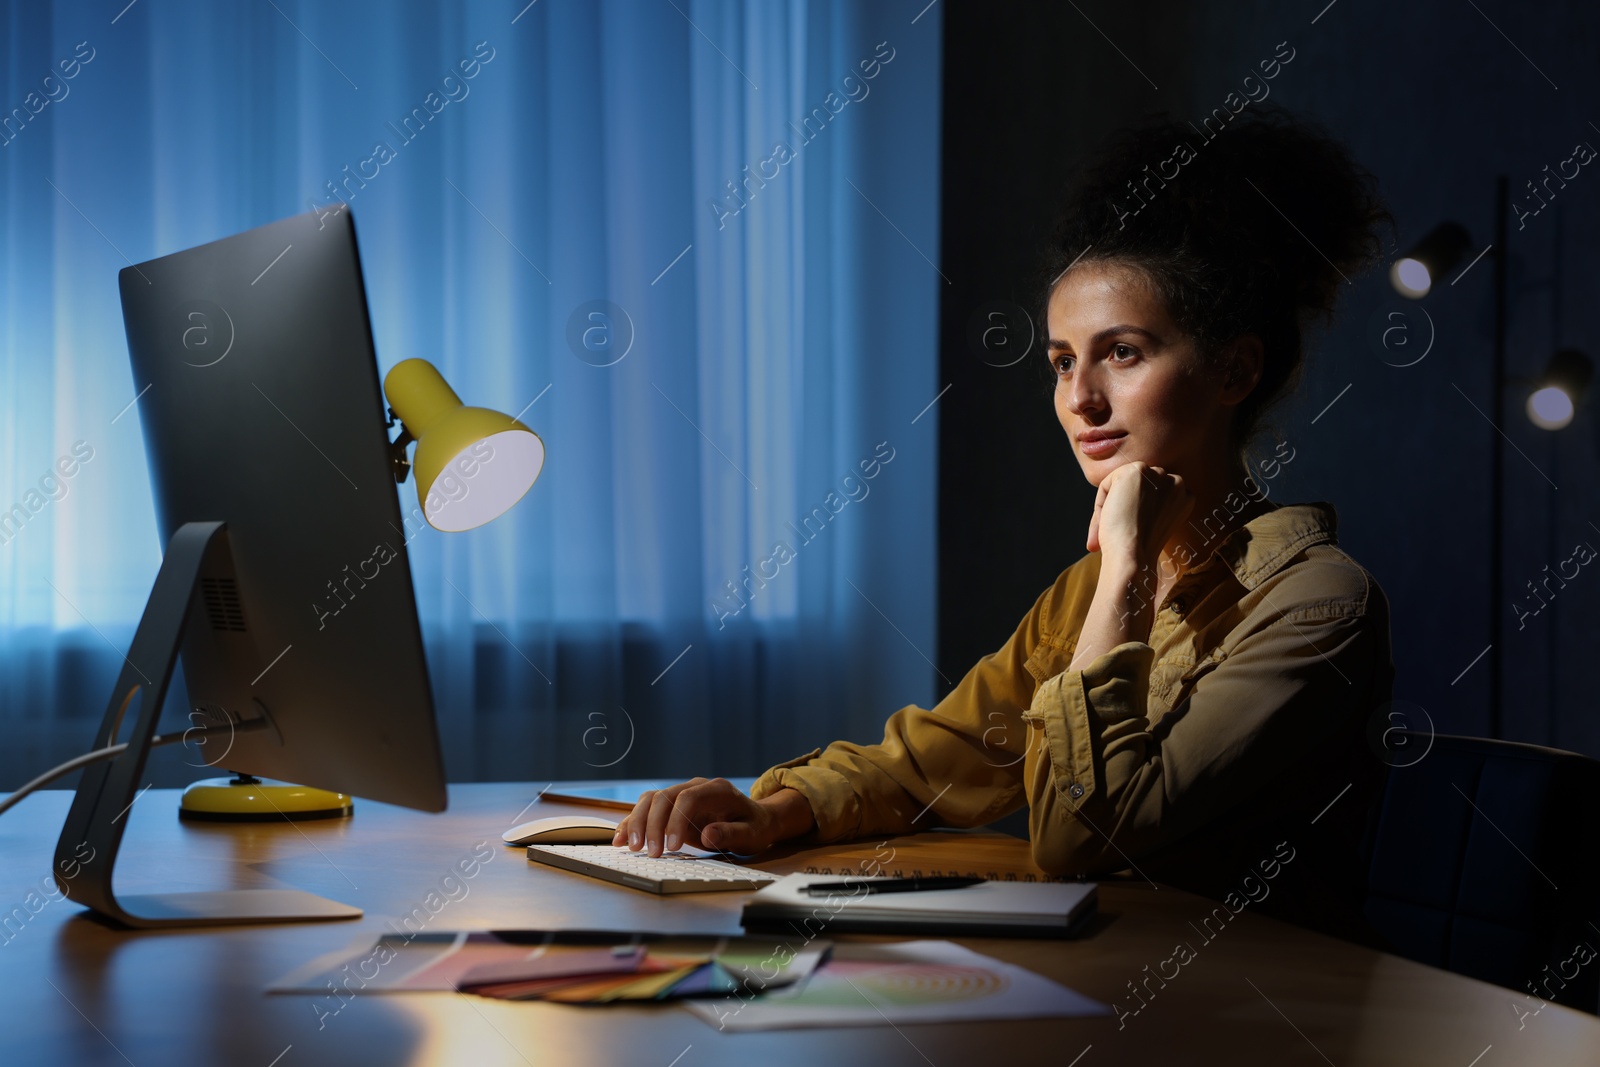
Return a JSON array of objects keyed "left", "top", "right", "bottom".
[{"left": 751, "top": 501, "right": 1394, "bottom": 941}]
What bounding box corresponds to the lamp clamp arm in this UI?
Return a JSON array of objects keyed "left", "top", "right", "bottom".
[{"left": 385, "top": 407, "right": 414, "bottom": 484}]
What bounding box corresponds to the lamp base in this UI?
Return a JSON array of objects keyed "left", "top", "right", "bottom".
[{"left": 179, "top": 774, "right": 353, "bottom": 822}]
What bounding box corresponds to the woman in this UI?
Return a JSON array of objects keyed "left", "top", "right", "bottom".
[{"left": 615, "top": 106, "right": 1397, "bottom": 942}]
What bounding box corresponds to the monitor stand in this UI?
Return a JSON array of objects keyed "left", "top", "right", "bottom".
[{"left": 52, "top": 520, "right": 363, "bottom": 928}]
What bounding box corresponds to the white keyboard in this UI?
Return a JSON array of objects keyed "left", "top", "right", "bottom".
[{"left": 526, "top": 844, "right": 779, "bottom": 894}]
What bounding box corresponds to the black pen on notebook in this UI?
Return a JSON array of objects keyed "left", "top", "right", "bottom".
[{"left": 799, "top": 876, "right": 985, "bottom": 896}]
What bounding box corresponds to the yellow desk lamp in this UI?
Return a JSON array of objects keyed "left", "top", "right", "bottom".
[
  {"left": 382, "top": 358, "right": 547, "bottom": 531},
  {"left": 180, "top": 359, "right": 546, "bottom": 821}
]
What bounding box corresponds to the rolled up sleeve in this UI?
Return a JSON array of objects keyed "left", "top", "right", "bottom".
[{"left": 1028, "top": 641, "right": 1155, "bottom": 810}]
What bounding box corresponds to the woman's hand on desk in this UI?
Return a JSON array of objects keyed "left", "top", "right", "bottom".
[{"left": 612, "top": 779, "right": 815, "bottom": 857}]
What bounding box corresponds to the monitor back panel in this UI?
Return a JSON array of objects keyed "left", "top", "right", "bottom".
[{"left": 118, "top": 209, "right": 447, "bottom": 812}]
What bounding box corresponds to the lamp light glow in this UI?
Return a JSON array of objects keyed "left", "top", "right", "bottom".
[
  {"left": 1390, "top": 258, "right": 1432, "bottom": 298},
  {"left": 383, "top": 358, "right": 545, "bottom": 531},
  {"left": 1527, "top": 386, "right": 1575, "bottom": 431}
]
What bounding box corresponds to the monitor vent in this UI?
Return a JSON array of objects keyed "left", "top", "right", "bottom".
[{"left": 202, "top": 578, "right": 247, "bottom": 632}]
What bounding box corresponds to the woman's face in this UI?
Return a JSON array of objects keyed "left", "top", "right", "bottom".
[{"left": 1046, "top": 262, "right": 1233, "bottom": 488}]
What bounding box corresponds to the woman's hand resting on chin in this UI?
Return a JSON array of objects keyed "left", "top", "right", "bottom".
[
  {"left": 1086, "top": 460, "right": 1195, "bottom": 569},
  {"left": 1070, "top": 460, "right": 1197, "bottom": 670}
]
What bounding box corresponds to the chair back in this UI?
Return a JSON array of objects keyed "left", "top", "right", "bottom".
[{"left": 1365, "top": 731, "right": 1600, "bottom": 1013}]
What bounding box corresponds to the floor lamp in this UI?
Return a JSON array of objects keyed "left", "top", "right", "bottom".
[{"left": 1392, "top": 176, "right": 1592, "bottom": 740}]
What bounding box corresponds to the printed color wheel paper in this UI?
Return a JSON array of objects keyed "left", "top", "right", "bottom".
[
  {"left": 683, "top": 940, "right": 1110, "bottom": 1032},
  {"left": 270, "top": 932, "right": 1103, "bottom": 1027},
  {"left": 269, "top": 931, "right": 828, "bottom": 1006}
]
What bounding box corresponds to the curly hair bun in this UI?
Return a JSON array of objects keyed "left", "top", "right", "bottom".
[{"left": 1042, "top": 103, "right": 1394, "bottom": 453}]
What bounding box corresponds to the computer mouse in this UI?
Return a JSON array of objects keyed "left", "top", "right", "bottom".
[{"left": 502, "top": 814, "right": 620, "bottom": 846}]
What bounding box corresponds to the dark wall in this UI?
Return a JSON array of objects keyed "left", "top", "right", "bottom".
[
  {"left": 935, "top": 1, "right": 1600, "bottom": 754},
  {"left": 934, "top": 0, "right": 1196, "bottom": 684}
]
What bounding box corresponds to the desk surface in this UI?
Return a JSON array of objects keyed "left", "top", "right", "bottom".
[{"left": 0, "top": 782, "right": 1593, "bottom": 1066}]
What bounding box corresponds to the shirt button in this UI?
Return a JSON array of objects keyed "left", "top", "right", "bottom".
[
  {"left": 1068, "top": 783, "right": 1085, "bottom": 798},
  {"left": 1170, "top": 598, "right": 1185, "bottom": 615}
]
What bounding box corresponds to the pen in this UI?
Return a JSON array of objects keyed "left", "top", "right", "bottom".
[{"left": 799, "top": 876, "right": 985, "bottom": 896}]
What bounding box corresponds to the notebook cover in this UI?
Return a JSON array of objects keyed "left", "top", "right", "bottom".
[{"left": 740, "top": 874, "right": 1098, "bottom": 939}]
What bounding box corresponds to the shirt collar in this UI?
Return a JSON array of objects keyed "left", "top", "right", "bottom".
[{"left": 1204, "top": 501, "right": 1340, "bottom": 591}]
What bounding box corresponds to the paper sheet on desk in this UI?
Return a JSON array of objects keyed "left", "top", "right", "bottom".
[{"left": 680, "top": 940, "right": 1109, "bottom": 1032}]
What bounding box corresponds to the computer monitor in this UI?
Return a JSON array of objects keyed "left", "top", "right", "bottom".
[{"left": 53, "top": 208, "right": 448, "bottom": 928}]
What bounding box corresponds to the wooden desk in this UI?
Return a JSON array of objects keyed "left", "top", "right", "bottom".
[{"left": 0, "top": 782, "right": 1594, "bottom": 1065}]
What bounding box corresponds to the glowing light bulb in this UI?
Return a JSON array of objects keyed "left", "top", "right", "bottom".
[
  {"left": 1389, "top": 258, "right": 1432, "bottom": 299},
  {"left": 1527, "top": 385, "right": 1575, "bottom": 430}
]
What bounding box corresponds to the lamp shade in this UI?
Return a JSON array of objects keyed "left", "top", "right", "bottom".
[
  {"left": 383, "top": 358, "right": 545, "bottom": 532},
  {"left": 1389, "top": 222, "right": 1472, "bottom": 299},
  {"left": 1525, "top": 348, "right": 1593, "bottom": 431}
]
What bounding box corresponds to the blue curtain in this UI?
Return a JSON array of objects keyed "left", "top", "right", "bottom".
[{"left": 0, "top": 0, "right": 942, "bottom": 788}]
